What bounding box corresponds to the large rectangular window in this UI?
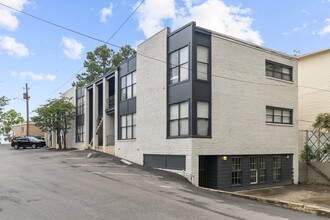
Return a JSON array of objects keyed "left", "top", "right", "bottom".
[
  {"left": 120, "top": 71, "right": 136, "bottom": 101},
  {"left": 259, "top": 157, "right": 266, "bottom": 183},
  {"left": 197, "top": 101, "right": 209, "bottom": 136},
  {"left": 232, "top": 157, "right": 242, "bottom": 185},
  {"left": 120, "top": 113, "right": 136, "bottom": 140},
  {"left": 266, "top": 61, "right": 292, "bottom": 81},
  {"left": 76, "top": 125, "right": 84, "bottom": 142},
  {"left": 169, "top": 46, "right": 189, "bottom": 84},
  {"left": 266, "top": 106, "right": 293, "bottom": 124},
  {"left": 273, "top": 156, "right": 281, "bottom": 181},
  {"left": 77, "top": 96, "right": 84, "bottom": 115},
  {"left": 169, "top": 101, "right": 189, "bottom": 137},
  {"left": 197, "top": 45, "right": 209, "bottom": 81},
  {"left": 250, "top": 157, "right": 257, "bottom": 184}
]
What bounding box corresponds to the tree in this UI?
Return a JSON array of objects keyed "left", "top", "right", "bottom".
[
  {"left": 32, "top": 97, "right": 75, "bottom": 150},
  {"left": 0, "top": 109, "right": 24, "bottom": 141},
  {"left": 0, "top": 96, "right": 9, "bottom": 112},
  {"left": 73, "top": 44, "right": 136, "bottom": 87}
]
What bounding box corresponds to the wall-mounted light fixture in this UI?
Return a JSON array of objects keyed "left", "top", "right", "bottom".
[
  {"left": 222, "top": 156, "right": 228, "bottom": 161},
  {"left": 286, "top": 155, "right": 290, "bottom": 159}
]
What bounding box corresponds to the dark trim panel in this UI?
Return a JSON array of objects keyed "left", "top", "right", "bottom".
[{"left": 144, "top": 154, "right": 186, "bottom": 171}]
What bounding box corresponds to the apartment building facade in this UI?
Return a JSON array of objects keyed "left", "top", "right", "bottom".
[{"left": 65, "top": 22, "right": 298, "bottom": 190}]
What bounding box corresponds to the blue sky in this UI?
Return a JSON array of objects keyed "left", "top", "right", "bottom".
[{"left": 1, "top": 0, "right": 330, "bottom": 120}]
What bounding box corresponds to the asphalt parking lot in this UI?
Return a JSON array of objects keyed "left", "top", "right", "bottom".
[{"left": 0, "top": 144, "right": 327, "bottom": 220}]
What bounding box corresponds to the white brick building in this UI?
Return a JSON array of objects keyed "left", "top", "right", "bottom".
[{"left": 64, "top": 22, "right": 298, "bottom": 190}]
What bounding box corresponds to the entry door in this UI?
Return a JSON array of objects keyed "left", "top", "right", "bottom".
[{"left": 199, "top": 156, "right": 218, "bottom": 189}]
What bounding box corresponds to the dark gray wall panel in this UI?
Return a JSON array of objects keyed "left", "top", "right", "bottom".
[
  {"left": 144, "top": 154, "right": 186, "bottom": 171},
  {"left": 210, "top": 154, "right": 294, "bottom": 190},
  {"left": 168, "top": 83, "right": 191, "bottom": 104}
]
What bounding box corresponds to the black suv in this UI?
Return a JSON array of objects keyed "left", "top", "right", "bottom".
[{"left": 11, "top": 136, "right": 46, "bottom": 150}]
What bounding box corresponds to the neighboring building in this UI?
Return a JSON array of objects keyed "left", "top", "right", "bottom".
[
  {"left": 298, "top": 48, "right": 330, "bottom": 131},
  {"left": 64, "top": 22, "right": 299, "bottom": 190},
  {"left": 12, "top": 122, "right": 44, "bottom": 137},
  {"left": 298, "top": 48, "right": 330, "bottom": 182}
]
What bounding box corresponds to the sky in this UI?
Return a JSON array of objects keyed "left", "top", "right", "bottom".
[{"left": 1, "top": 0, "right": 330, "bottom": 121}]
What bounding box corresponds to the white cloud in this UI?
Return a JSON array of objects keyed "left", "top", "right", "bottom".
[
  {"left": 135, "top": 0, "right": 263, "bottom": 45},
  {"left": 0, "top": 0, "right": 28, "bottom": 31},
  {"left": 135, "top": 0, "right": 176, "bottom": 38},
  {"left": 11, "top": 71, "right": 56, "bottom": 81},
  {"left": 62, "top": 37, "right": 84, "bottom": 60},
  {"left": 100, "top": 3, "right": 113, "bottom": 23},
  {"left": 318, "top": 18, "right": 330, "bottom": 35},
  {"left": 0, "top": 36, "right": 29, "bottom": 57},
  {"left": 282, "top": 22, "right": 309, "bottom": 36}
]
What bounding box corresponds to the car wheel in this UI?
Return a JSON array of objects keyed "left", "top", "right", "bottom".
[
  {"left": 14, "top": 144, "right": 19, "bottom": 150},
  {"left": 32, "top": 144, "right": 37, "bottom": 149}
]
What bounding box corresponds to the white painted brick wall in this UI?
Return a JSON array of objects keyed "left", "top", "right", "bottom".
[
  {"left": 114, "top": 28, "right": 299, "bottom": 185},
  {"left": 115, "top": 28, "right": 194, "bottom": 179}
]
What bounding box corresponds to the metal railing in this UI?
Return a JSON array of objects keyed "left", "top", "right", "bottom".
[{"left": 106, "top": 95, "right": 115, "bottom": 110}]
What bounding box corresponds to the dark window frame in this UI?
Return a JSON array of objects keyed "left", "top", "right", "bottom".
[
  {"left": 76, "top": 125, "right": 84, "bottom": 142},
  {"left": 197, "top": 101, "right": 210, "bottom": 136},
  {"left": 120, "top": 113, "right": 136, "bottom": 140},
  {"left": 169, "top": 46, "right": 189, "bottom": 85},
  {"left": 120, "top": 71, "right": 136, "bottom": 102},
  {"left": 196, "top": 45, "right": 209, "bottom": 81},
  {"left": 266, "top": 60, "right": 293, "bottom": 81},
  {"left": 231, "top": 157, "right": 242, "bottom": 186},
  {"left": 273, "top": 156, "right": 281, "bottom": 181},
  {"left": 266, "top": 106, "right": 293, "bottom": 124},
  {"left": 259, "top": 157, "right": 266, "bottom": 183},
  {"left": 169, "top": 101, "right": 189, "bottom": 137}
]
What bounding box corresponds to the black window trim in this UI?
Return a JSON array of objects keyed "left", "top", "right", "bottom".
[
  {"left": 120, "top": 71, "right": 136, "bottom": 102},
  {"left": 196, "top": 44, "right": 210, "bottom": 82},
  {"left": 266, "top": 106, "right": 293, "bottom": 125},
  {"left": 265, "top": 60, "right": 293, "bottom": 82},
  {"left": 169, "top": 45, "right": 189, "bottom": 85},
  {"left": 168, "top": 100, "right": 190, "bottom": 137}
]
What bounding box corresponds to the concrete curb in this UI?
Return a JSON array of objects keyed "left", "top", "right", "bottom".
[{"left": 198, "top": 187, "right": 330, "bottom": 218}]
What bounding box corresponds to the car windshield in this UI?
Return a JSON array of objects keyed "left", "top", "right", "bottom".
[{"left": 28, "top": 137, "right": 40, "bottom": 141}]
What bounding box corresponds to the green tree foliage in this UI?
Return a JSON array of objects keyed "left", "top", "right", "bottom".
[
  {"left": 74, "top": 44, "right": 136, "bottom": 87},
  {"left": 0, "top": 109, "right": 24, "bottom": 141},
  {"left": 32, "top": 97, "right": 75, "bottom": 149},
  {"left": 0, "top": 96, "right": 9, "bottom": 112}
]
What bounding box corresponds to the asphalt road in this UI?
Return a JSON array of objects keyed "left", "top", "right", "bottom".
[{"left": 0, "top": 144, "right": 326, "bottom": 220}]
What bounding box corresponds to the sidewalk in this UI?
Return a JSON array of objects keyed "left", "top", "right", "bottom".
[{"left": 233, "top": 184, "right": 330, "bottom": 217}]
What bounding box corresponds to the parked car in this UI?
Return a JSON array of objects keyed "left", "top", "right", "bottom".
[{"left": 11, "top": 136, "right": 46, "bottom": 150}]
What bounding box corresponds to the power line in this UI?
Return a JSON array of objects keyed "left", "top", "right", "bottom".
[
  {"left": 106, "top": 0, "right": 145, "bottom": 43},
  {"left": 0, "top": 2, "right": 120, "bottom": 49},
  {"left": 3, "top": 2, "right": 330, "bottom": 95},
  {"left": 48, "top": 0, "right": 145, "bottom": 96}
]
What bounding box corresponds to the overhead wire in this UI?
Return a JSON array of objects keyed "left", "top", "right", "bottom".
[{"left": 2, "top": 2, "right": 330, "bottom": 95}]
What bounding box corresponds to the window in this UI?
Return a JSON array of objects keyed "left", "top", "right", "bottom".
[
  {"left": 169, "top": 101, "right": 189, "bottom": 136},
  {"left": 120, "top": 71, "right": 136, "bottom": 101},
  {"left": 266, "top": 106, "right": 293, "bottom": 124},
  {"left": 273, "top": 156, "right": 281, "bottom": 181},
  {"left": 197, "top": 101, "right": 209, "bottom": 136},
  {"left": 76, "top": 125, "right": 84, "bottom": 142},
  {"left": 197, "top": 45, "right": 209, "bottom": 80},
  {"left": 232, "top": 157, "right": 242, "bottom": 185},
  {"left": 169, "top": 46, "right": 189, "bottom": 84},
  {"left": 120, "top": 113, "right": 136, "bottom": 140},
  {"left": 77, "top": 96, "right": 84, "bottom": 115},
  {"left": 259, "top": 157, "right": 266, "bottom": 183},
  {"left": 250, "top": 157, "right": 257, "bottom": 184},
  {"left": 266, "top": 61, "right": 292, "bottom": 81}
]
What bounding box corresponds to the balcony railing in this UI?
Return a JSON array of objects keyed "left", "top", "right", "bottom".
[{"left": 106, "top": 95, "right": 115, "bottom": 113}]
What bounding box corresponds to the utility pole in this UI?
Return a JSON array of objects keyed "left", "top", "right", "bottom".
[{"left": 23, "top": 83, "right": 30, "bottom": 136}]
